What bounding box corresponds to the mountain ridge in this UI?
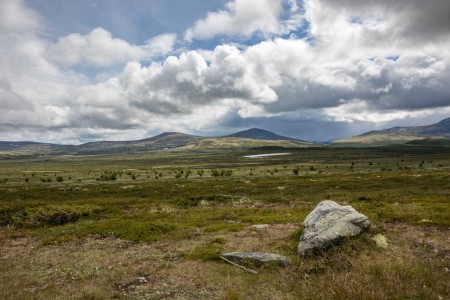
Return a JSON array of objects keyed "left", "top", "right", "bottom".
[
  {"left": 0, "top": 129, "right": 307, "bottom": 155},
  {"left": 1, "top": 118, "right": 449, "bottom": 155},
  {"left": 360, "top": 117, "right": 450, "bottom": 137},
  {"left": 333, "top": 117, "right": 450, "bottom": 145}
]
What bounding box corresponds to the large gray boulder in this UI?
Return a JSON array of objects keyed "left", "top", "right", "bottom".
[
  {"left": 298, "top": 200, "right": 370, "bottom": 256},
  {"left": 221, "top": 252, "right": 292, "bottom": 267}
]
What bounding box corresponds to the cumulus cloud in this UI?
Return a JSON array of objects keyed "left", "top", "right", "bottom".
[
  {"left": 109, "top": 36, "right": 449, "bottom": 123},
  {"left": 0, "top": 0, "right": 76, "bottom": 116},
  {"left": 123, "top": 45, "right": 278, "bottom": 115},
  {"left": 46, "top": 28, "right": 176, "bottom": 67},
  {"left": 185, "top": 0, "right": 302, "bottom": 41}
]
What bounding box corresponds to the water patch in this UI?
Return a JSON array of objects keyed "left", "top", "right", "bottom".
[{"left": 243, "top": 153, "right": 292, "bottom": 158}]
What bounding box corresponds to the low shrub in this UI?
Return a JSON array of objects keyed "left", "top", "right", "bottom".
[
  {"left": 8, "top": 204, "right": 104, "bottom": 227},
  {"left": 78, "top": 219, "right": 175, "bottom": 242},
  {"left": 184, "top": 239, "right": 224, "bottom": 261}
]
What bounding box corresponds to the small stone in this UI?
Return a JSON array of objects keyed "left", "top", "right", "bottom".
[
  {"left": 251, "top": 224, "right": 269, "bottom": 230},
  {"left": 137, "top": 277, "right": 147, "bottom": 283},
  {"left": 221, "top": 252, "right": 291, "bottom": 267}
]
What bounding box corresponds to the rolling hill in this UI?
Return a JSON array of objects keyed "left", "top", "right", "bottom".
[
  {"left": 0, "top": 129, "right": 312, "bottom": 156},
  {"left": 74, "top": 132, "right": 202, "bottom": 154},
  {"left": 332, "top": 118, "right": 450, "bottom": 145},
  {"left": 360, "top": 117, "right": 449, "bottom": 137},
  {"left": 180, "top": 137, "right": 313, "bottom": 150},
  {"left": 0, "top": 141, "right": 71, "bottom": 154}
]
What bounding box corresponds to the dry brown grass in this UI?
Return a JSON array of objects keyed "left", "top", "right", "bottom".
[{"left": 1, "top": 222, "right": 448, "bottom": 299}]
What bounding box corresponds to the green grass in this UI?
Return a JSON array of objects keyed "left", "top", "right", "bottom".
[
  {"left": 185, "top": 238, "right": 226, "bottom": 261},
  {"left": 0, "top": 145, "right": 449, "bottom": 299}
]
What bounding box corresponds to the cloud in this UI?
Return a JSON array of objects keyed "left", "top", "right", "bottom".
[
  {"left": 323, "top": 100, "right": 450, "bottom": 123},
  {"left": 123, "top": 45, "right": 278, "bottom": 115},
  {"left": 1, "top": 0, "right": 449, "bottom": 143},
  {"left": 116, "top": 35, "right": 449, "bottom": 121},
  {"left": 314, "top": 0, "right": 450, "bottom": 45},
  {"left": 0, "top": 0, "right": 41, "bottom": 32},
  {"left": 0, "top": 78, "right": 34, "bottom": 112},
  {"left": 184, "top": 0, "right": 301, "bottom": 41},
  {"left": 0, "top": 0, "right": 78, "bottom": 113},
  {"left": 46, "top": 28, "right": 177, "bottom": 67},
  {"left": 143, "top": 33, "right": 177, "bottom": 57}
]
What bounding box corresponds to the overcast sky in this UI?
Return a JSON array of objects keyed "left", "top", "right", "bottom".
[{"left": 1, "top": 0, "right": 449, "bottom": 144}]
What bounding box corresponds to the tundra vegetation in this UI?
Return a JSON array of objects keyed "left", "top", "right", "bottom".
[{"left": 0, "top": 146, "right": 449, "bottom": 299}]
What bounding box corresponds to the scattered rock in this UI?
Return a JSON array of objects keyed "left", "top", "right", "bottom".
[
  {"left": 224, "top": 220, "right": 240, "bottom": 224},
  {"left": 221, "top": 252, "right": 291, "bottom": 267},
  {"left": 418, "top": 219, "right": 433, "bottom": 224},
  {"left": 297, "top": 200, "right": 370, "bottom": 256},
  {"left": 251, "top": 224, "right": 269, "bottom": 231},
  {"left": 116, "top": 274, "right": 153, "bottom": 292}
]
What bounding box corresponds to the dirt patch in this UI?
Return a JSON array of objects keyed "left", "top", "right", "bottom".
[{"left": 384, "top": 223, "right": 450, "bottom": 271}]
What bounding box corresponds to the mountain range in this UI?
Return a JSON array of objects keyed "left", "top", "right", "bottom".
[
  {"left": 0, "top": 128, "right": 313, "bottom": 156},
  {"left": 332, "top": 117, "right": 450, "bottom": 145},
  {"left": 0, "top": 118, "right": 449, "bottom": 156}
]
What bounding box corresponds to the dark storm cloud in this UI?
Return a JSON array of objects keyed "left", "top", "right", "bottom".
[{"left": 320, "top": 0, "right": 450, "bottom": 44}]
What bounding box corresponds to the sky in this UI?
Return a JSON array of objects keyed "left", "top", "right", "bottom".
[{"left": 1, "top": 0, "right": 450, "bottom": 144}]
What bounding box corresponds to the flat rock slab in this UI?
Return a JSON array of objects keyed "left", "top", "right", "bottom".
[
  {"left": 221, "top": 252, "right": 292, "bottom": 267},
  {"left": 298, "top": 200, "right": 370, "bottom": 256}
]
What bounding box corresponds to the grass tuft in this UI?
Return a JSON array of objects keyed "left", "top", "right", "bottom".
[{"left": 185, "top": 239, "right": 225, "bottom": 261}]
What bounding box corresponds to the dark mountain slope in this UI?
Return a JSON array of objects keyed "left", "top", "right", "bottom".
[
  {"left": 74, "top": 132, "right": 203, "bottom": 154},
  {"left": 224, "top": 128, "right": 306, "bottom": 141}
]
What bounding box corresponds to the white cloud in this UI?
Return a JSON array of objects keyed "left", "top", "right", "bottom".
[
  {"left": 0, "top": 0, "right": 41, "bottom": 32},
  {"left": 143, "top": 33, "right": 177, "bottom": 57},
  {"left": 123, "top": 45, "right": 278, "bottom": 115},
  {"left": 324, "top": 100, "right": 450, "bottom": 123},
  {"left": 46, "top": 28, "right": 177, "bottom": 67},
  {"left": 0, "top": 0, "right": 78, "bottom": 109},
  {"left": 95, "top": 32, "right": 448, "bottom": 123},
  {"left": 185, "top": 0, "right": 301, "bottom": 41}
]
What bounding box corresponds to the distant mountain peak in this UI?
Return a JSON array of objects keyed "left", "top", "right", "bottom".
[
  {"left": 437, "top": 117, "right": 450, "bottom": 124},
  {"left": 224, "top": 128, "right": 305, "bottom": 141},
  {"left": 150, "top": 132, "right": 181, "bottom": 139},
  {"left": 231, "top": 128, "right": 272, "bottom": 135},
  {"left": 160, "top": 131, "right": 178, "bottom": 136}
]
